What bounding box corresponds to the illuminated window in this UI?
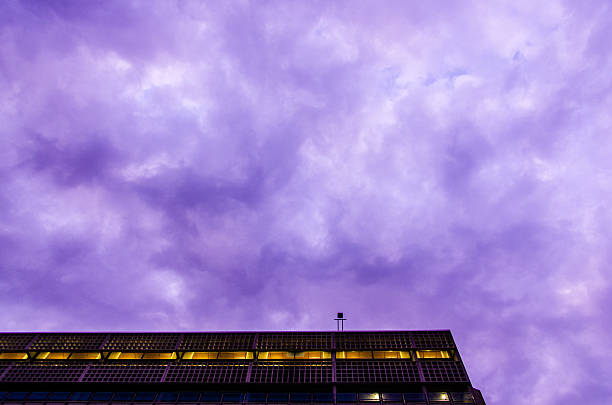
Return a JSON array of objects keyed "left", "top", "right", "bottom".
[
  {"left": 36, "top": 352, "right": 70, "bottom": 360},
  {"left": 373, "top": 351, "right": 410, "bottom": 359},
  {"left": 258, "top": 351, "right": 294, "bottom": 360},
  {"left": 359, "top": 393, "right": 380, "bottom": 401},
  {"left": 336, "top": 351, "right": 372, "bottom": 359},
  {"left": 142, "top": 352, "right": 177, "bottom": 359},
  {"left": 416, "top": 350, "right": 450, "bottom": 359},
  {"left": 295, "top": 351, "right": 331, "bottom": 359},
  {"left": 0, "top": 352, "right": 28, "bottom": 360},
  {"left": 69, "top": 352, "right": 102, "bottom": 360},
  {"left": 107, "top": 352, "right": 144, "bottom": 360},
  {"left": 428, "top": 392, "right": 449, "bottom": 401},
  {"left": 218, "top": 351, "right": 253, "bottom": 360},
  {"left": 183, "top": 351, "right": 219, "bottom": 359}
]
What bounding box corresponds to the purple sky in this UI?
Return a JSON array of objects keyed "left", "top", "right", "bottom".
[{"left": 1, "top": 0, "right": 611, "bottom": 403}]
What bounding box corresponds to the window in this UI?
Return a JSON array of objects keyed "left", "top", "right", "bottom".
[
  {"left": 134, "top": 392, "right": 157, "bottom": 401},
  {"left": 36, "top": 352, "right": 70, "bottom": 359},
  {"left": 258, "top": 351, "right": 294, "bottom": 360},
  {"left": 428, "top": 392, "right": 449, "bottom": 401},
  {"left": 223, "top": 392, "right": 244, "bottom": 402},
  {"left": 359, "top": 393, "right": 380, "bottom": 402},
  {"left": 201, "top": 392, "right": 222, "bottom": 402},
  {"left": 268, "top": 392, "right": 289, "bottom": 402},
  {"left": 142, "top": 352, "right": 177, "bottom": 359},
  {"left": 6, "top": 392, "right": 29, "bottom": 401},
  {"left": 71, "top": 392, "right": 91, "bottom": 401},
  {"left": 91, "top": 392, "right": 113, "bottom": 401},
  {"left": 107, "top": 352, "right": 144, "bottom": 359},
  {"left": 113, "top": 392, "right": 135, "bottom": 401},
  {"left": 28, "top": 392, "right": 49, "bottom": 400},
  {"left": 69, "top": 352, "right": 102, "bottom": 359},
  {"left": 337, "top": 393, "right": 358, "bottom": 402},
  {"left": 381, "top": 393, "right": 403, "bottom": 402},
  {"left": 0, "top": 352, "right": 28, "bottom": 360},
  {"left": 336, "top": 351, "right": 372, "bottom": 359},
  {"left": 183, "top": 351, "right": 219, "bottom": 359},
  {"left": 416, "top": 350, "right": 450, "bottom": 359},
  {"left": 295, "top": 351, "right": 331, "bottom": 359},
  {"left": 179, "top": 392, "right": 201, "bottom": 402},
  {"left": 218, "top": 351, "right": 253, "bottom": 359},
  {"left": 313, "top": 392, "right": 334, "bottom": 402},
  {"left": 451, "top": 392, "right": 474, "bottom": 403},
  {"left": 158, "top": 392, "right": 179, "bottom": 402},
  {"left": 403, "top": 393, "right": 427, "bottom": 402},
  {"left": 290, "top": 393, "right": 311, "bottom": 403},
  {"left": 373, "top": 351, "right": 410, "bottom": 359},
  {"left": 48, "top": 392, "right": 71, "bottom": 401},
  {"left": 246, "top": 393, "right": 267, "bottom": 402}
]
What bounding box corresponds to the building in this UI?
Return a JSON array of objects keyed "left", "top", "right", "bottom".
[{"left": 0, "top": 331, "right": 485, "bottom": 405}]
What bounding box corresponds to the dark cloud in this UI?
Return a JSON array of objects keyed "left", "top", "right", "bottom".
[{"left": 0, "top": 1, "right": 611, "bottom": 403}]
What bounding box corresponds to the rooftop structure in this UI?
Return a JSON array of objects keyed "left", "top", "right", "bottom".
[{"left": 0, "top": 331, "right": 485, "bottom": 404}]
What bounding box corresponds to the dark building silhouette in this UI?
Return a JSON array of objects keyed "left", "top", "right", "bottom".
[{"left": 0, "top": 331, "right": 485, "bottom": 404}]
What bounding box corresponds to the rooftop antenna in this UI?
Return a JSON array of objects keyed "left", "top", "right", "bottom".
[{"left": 334, "top": 312, "right": 346, "bottom": 331}]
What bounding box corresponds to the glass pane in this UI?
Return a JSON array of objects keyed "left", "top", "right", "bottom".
[
  {"left": 0, "top": 392, "right": 6, "bottom": 401},
  {"left": 201, "top": 392, "right": 222, "bottom": 402},
  {"left": 158, "top": 392, "right": 179, "bottom": 402},
  {"left": 428, "top": 392, "right": 449, "bottom": 401},
  {"left": 219, "top": 351, "right": 253, "bottom": 359},
  {"left": 268, "top": 393, "right": 289, "bottom": 402},
  {"left": 179, "top": 392, "right": 201, "bottom": 401},
  {"left": 222, "top": 392, "right": 244, "bottom": 402},
  {"left": 313, "top": 393, "right": 333, "bottom": 402},
  {"left": 290, "top": 392, "right": 311, "bottom": 403},
  {"left": 416, "top": 350, "right": 450, "bottom": 359},
  {"left": 113, "top": 392, "right": 135, "bottom": 401},
  {"left": 336, "top": 351, "right": 372, "bottom": 359},
  {"left": 134, "top": 392, "right": 157, "bottom": 401},
  {"left": 143, "top": 352, "right": 177, "bottom": 360},
  {"left": 403, "top": 393, "right": 427, "bottom": 402},
  {"left": 295, "top": 351, "right": 331, "bottom": 359},
  {"left": 381, "top": 393, "right": 403, "bottom": 402},
  {"left": 0, "top": 352, "right": 28, "bottom": 360},
  {"left": 91, "top": 392, "right": 113, "bottom": 401},
  {"left": 27, "top": 392, "right": 49, "bottom": 400},
  {"left": 187, "top": 351, "right": 219, "bottom": 359},
  {"left": 451, "top": 392, "right": 473, "bottom": 402},
  {"left": 69, "top": 352, "right": 101, "bottom": 360},
  {"left": 6, "top": 392, "right": 29, "bottom": 400},
  {"left": 48, "top": 392, "right": 71, "bottom": 400},
  {"left": 359, "top": 393, "right": 380, "bottom": 402},
  {"left": 337, "top": 393, "right": 358, "bottom": 402},
  {"left": 71, "top": 392, "right": 91, "bottom": 401},
  {"left": 246, "top": 393, "right": 267, "bottom": 402}
]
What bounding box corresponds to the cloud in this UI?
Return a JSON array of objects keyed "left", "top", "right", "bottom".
[{"left": 1, "top": 0, "right": 612, "bottom": 403}]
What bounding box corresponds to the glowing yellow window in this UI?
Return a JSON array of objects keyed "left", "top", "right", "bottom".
[
  {"left": 373, "top": 351, "right": 411, "bottom": 359},
  {"left": 107, "top": 352, "right": 144, "bottom": 360},
  {"left": 0, "top": 352, "right": 28, "bottom": 360},
  {"left": 36, "top": 352, "right": 70, "bottom": 360},
  {"left": 218, "top": 351, "right": 253, "bottom": 360},
  {"left": 336, "top": 351, "right": 373, "bottom": 359},
  {"left": 416, "top": 350, "right": 450, "bottom": 359},
  {"left": 142, "top": 352, "right": 177, "bottom": 360},
  {"left": 294, "top": 351, "right": 331, "bottom": 359},
  {"left": 258, "top": 351, "right": 294, "bottom": 360},
  {"left": 183, "top": 351, "right": 219, "bottom": 360},
  {"left": 69, "top": 352, "right": 102, "bottom": 360}
]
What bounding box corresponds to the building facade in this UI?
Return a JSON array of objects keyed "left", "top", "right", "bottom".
[{"left": 0, "top": 331, "right": 485, "bottom": 405}]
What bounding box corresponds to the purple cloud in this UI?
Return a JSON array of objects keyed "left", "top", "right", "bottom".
[{"left": 1, "top": 0, "right": 612, "bottom": 403}]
